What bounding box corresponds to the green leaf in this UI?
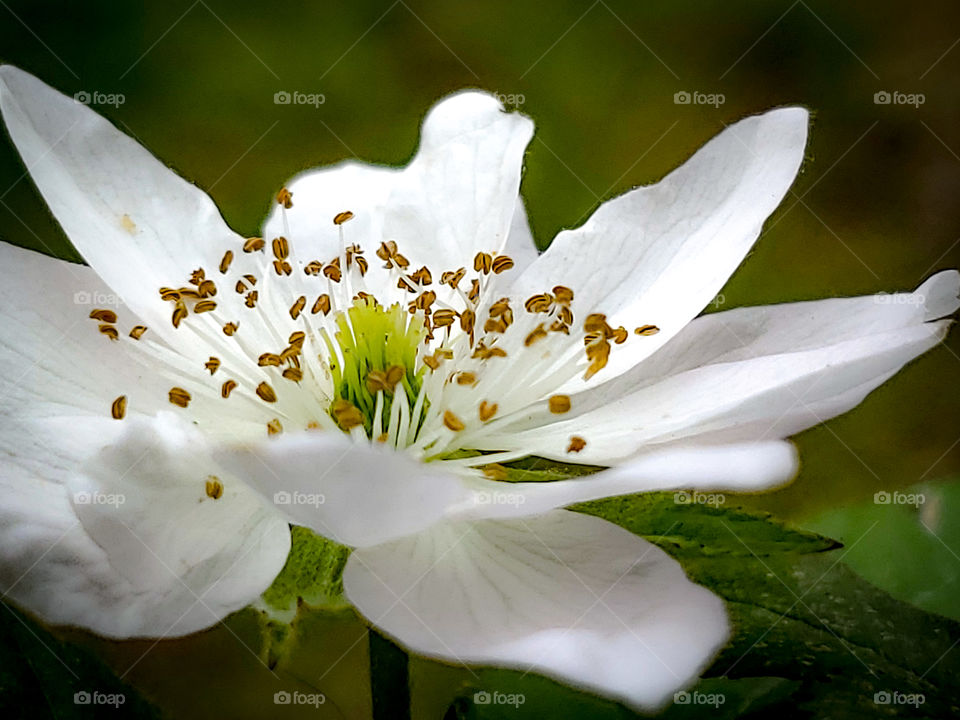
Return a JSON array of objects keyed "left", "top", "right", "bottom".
[
  {"left": 0, "top": 603, "right": 159, "bottom": 719},
  {"left": 411, "top": 495, "right": 960, "bottom": 719},
  {"left": 804, "top": 476, "right": 960, "bottom": 621}
]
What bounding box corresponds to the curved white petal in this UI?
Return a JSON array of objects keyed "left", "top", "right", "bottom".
[
  {"left": 510, "top": 107, "right": 808, "bottom": 387},
  {"left": 344, "top": 510, "right": 728, "bottom": 712},
  {"left": 482, "top": 274, "right": 957, "bottom": 463},
  {"left": 1, "top": 410, "right": 290, "bottom": 639},
  {"left": 453, "top": 442, "right": 798, "bottom": 522},
  {"left": 263, "top": 90, "right": 532, "bottom": 271},
  {"left": 215, "top": 433, "right": 473, "bottom": 548},
  {"left": 0, "top": 65, "right": 278, "bottom": 361}
]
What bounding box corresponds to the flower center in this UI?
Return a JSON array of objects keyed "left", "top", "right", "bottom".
[{"left": 323, "top": 298, "right": 428, "bottom": 440}]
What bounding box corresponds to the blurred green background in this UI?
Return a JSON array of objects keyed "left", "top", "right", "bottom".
[{"left": 1, "top": 0, "right": 959, "bottom": 717}]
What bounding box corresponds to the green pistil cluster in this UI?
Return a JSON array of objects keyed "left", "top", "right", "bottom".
[{"left": 324, "top": 298, "right": 427, "bottom": 436}]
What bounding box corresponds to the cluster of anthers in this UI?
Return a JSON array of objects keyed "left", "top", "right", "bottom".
[{"left": 93, "top": 189, "right": 660, "bottom": 487}]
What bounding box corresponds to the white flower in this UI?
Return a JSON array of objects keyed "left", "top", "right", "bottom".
[{"left": 0, "top": 65, "right": 956, "bottom": 711}]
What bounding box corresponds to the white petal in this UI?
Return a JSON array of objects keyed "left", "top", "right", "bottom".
[
  {"left": 483, "top": 274, "right": 956, "bottom": 463},
  {"left": 216, "top": 434, "right": 473, "bottom": 548},
  {"left": 262, "top": 91, "right": 533, "bottom": 293},
  {"left": 453, "top": 442, "right": 798, "bottom": 522},
  {"left": 0, "top": 66, "right": 276, "bottom": 358},
  {"left": 384, "top": 91, "right": 534, "bottom": 271},
  {"left": 344, "top": 510, "right": 728, "bottom": 712},
  {"left": 510, "top": 107, "right": 808, "bottom": 386},
  {"left": 1, "top": 412, "right": 290, "bottom": 639}
]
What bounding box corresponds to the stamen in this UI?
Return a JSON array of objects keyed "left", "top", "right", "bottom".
[
  {"left": 223, "top": 322, "right": 239, "bottom": 336},
  {"left": 333, "top": 210, "right": 354, "bottom": 225},
  {"left": 478, "top": 401, "right": 498, "bottom": 422},
  {"left": 548, "top": 394, "right": 572, "bottom": 414},
  {"left": 221, "top": 379, "right": 237, "bottom": 398},
  {"left": 89, "top": 309, "right": 117, "bottom": 323},
  {"left": 194, "top": 300, "right": 217, "bottom": 313},
  {"left": 267, "top": 419, "right": 283, "bottom": 435},
  {"left": 219, "top": 250, "right": 233, "bottom": 274},
  {"left": 276, "top": 187, "right": 293, "bottom": 209},
  {"left": 289, "top": 296, "right": 306, "bottom": 320},
  {"left": 567, "top": 436, "right": 586, "bottom": 453},
  {"left": 243, "top": 237, "right": 265, "bottom": 253},
  {"left": 129, "top": 325, "right": 148, "bottom": 340},
  {"left": 205, "top": 357, "right": 221, "bottom": 374},
  {"left": 635, "top": 324, "right": 660, "bottom": 336},
  {"left": 110, "top": 395, "right": 127, "bottom": 420},
  {"left": 205, "top": 477, "right": 224, "bottom": 499},
  {"left": 256, "top": 381, "right": 278, "bottom": 403},
  {"left": 168, "top": 387, "right": 191, "bottom": 408},
  {"left": 443, "top": 410, "right": 465, "bottom": 432},
  {"left": 99, "top": 324, "right": 119, "bottom": 341}
]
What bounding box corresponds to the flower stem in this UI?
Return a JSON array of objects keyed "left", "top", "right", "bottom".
[{"left": 369, "top": 628, "right": 410, "bottom": 720}]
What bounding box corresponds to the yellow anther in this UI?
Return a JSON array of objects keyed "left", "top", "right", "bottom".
[
  {"left": 443, "top": 410, "right": 465, "bottom": 432},
  {"left": 243, "top": 237, "right": 266, "bottom": 253},
  {"left": 223, "top": 321, "right": 239, "bottom": 336},
  {"left": 89, "top": 308, "right": 117, "bottom": 323},
  {"left": 276, "top": 187, "right": 293, "bottom": 209},
  {"left": 288, "top": 331, "right": 306, "bottom": 347},
  {"left": 312, "top": 294, "right": 331, "bottom": 315},
  {"left": 552, "top": 285, "right": 574, "bottom": 304},
  {"left": 333, "top": 210, "right": 354, "bottom": 225},
  {"left": 331, "top": 398, "right": 364, "bottom": 430},
  {"left": 289, "top": 296, "right": 306, "bottom": 320},
  {"left": 219, "top": 250, "right": 233, "bottom": 274},
  {"left": 525, "top": 324, "right": 548, "bottom": 346},
  {"left": 491, "top": 255, "right": 514, "bottom": 274},
  {"left": 525, "top": 293, "right": 553, "bottom": 314},
  {"left": 245, "top": 290, "right": 259, "bottom": 308},
  {"left": 282, "top": 367, "right": 303, "bottom": 383},
  {"left": 635, "top": 324, "right": 660, "bottom": 336},
  {"left": 548, "top": 394, "right": 572, "bottom": 414},
  {"left": 205, "top": 477, "right": 224, "bottom": 499},
  {"left": 221, "top": 379, "right": 237, "bottom": 398},
  {"left": 456, "top": 372, "right": 477, "bottom": 386},
  {"left": 168, "top": 387, "right": 191, "bottom": 408},
  {"left": 267, "top": 419, "right": 283, "bottom": 435},
  {"left": 567, "top": 436, "right": 587, "bottom": 453},
  {"left": 129, "top": 325, "right": 148, "bottom": 340},
  {"left": 172, "top": 301, "right": 188, "bottom": 329},
  {"left": 482, "top": 464, "right": 508, "bottom": 480},
  {"left": 194, "top": 300, "right": 217, "bottom": 313},
  {"left": 258, "top": 353, "right": 282, "bottom": 367},
  {"left": 189, "top": 268, "right": 205, "bottom": 285},
  {"left": 272, "top": 236, "right": 289, "bottom": 261},
  {"left": 205, "top": 357, "right": 221, "bottom": 374},
  {"left": 432, "top": 309, "right": 457, "bottom": 327},
  {"left": 478, "top": 401, "right": 498, "bottom": 422},
  {"left": 256, "top": 381, "right": 277, "bottom": 403},
  {"left": 99, "top": 324, "right": 119, "bottom": 341},
  {"left": 110, "top": 395, "right": 127, "bottom": 420},
  {"left": 473, "top": 252, "right": 493, "bottom": 274}
]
